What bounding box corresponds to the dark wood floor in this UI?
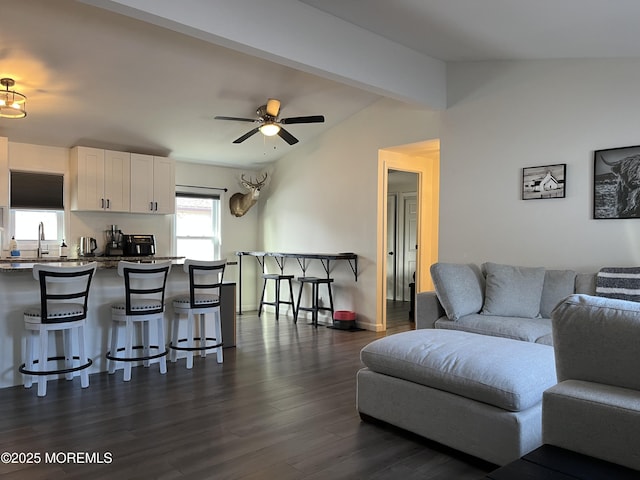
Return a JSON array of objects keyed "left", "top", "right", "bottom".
[{"left": 0, "top": 306, "right": 494, "bottom": 479}]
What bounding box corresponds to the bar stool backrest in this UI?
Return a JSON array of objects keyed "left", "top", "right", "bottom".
[
  {"left": 33, "top": 262, "right": 97, "bottom": 324},
  {"left": 183, "top": 259, "right": 226, "bottom": 309},
  {"left": 117, "top": 261, "right": 172, "bottom": 316}
]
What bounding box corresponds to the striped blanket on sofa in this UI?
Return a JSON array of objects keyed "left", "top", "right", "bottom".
[{"left": 596, "top": 267, "right": 640, "bottom": 302}]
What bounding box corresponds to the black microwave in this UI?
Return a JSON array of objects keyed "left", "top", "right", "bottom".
[{"left": 123, "top": 234, "right": 156, "bottom": 256}]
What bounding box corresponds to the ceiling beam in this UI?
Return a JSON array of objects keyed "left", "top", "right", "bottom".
[{"left": 80, "top": 0, "right": 446, "bottom": 110}]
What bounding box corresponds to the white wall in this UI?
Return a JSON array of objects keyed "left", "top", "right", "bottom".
[
  {"left": 259, "top": 98, "right": 440, "bottom": 330},
  {"left": 442, "top": 59, "right": 640, "bottom": 271}
]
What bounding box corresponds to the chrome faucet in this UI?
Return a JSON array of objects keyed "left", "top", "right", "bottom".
[{"left": 37, "top": 222, "right": 47, "bottom": 257}]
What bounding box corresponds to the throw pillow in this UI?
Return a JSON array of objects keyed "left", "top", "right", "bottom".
[
  {"left": 539, "top": 269, "right": 577, "bottom": 318},
  {"left": 481, "top": 263, "right": 545, "bottom": 318},
  {"left": 596, "top": 267, "right": 640, "bottom": 302},
  {"left": 430, "top": 262, "right": 485, "bottom": 320}
]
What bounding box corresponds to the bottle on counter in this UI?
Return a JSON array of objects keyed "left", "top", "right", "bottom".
[
  {"left": 9, "top": 236, "right": 20, "bottom": 257},
  {"left": 59, "top": 239, "right": 68, "bottom": 258}
]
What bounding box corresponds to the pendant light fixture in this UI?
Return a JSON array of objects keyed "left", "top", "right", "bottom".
[{"left": 0, "top": 78, "right": 27, "bottom": 119}]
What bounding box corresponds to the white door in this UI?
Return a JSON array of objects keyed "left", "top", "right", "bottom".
[
  {"left": 403, "top": 194, "right": 417, "bottom": 301},
  {"left": 386, "top": 194, "right": 397, "bottom": 300}
]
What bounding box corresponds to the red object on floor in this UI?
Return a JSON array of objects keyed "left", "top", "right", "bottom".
[
  {"left": 334, "top": 310, "right": 356, "bottom": 321},
  {"left": 333, "top": 310, "right": 356, "bottom": 329}
]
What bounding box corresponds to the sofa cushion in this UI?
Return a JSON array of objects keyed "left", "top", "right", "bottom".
[
  {"left": 430, "top": 262, "right": 484, "bottom": 320},
  {"left": 551, "top": 294, "right": 640, "bottom": 389},
  {"left": 360, "top": 329, "right": 556, "bottom": 412},
  {"left": 539, "top": 269, "right": 577, "bottom": 318},
  {"left": 435, "top": 314, "right": 552, "bottom": 345},
  {"left": 481, "top": 263, "right": 545, "bottom": 318}
]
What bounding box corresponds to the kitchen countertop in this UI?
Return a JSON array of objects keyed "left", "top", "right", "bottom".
[{"left": 0, "top": 256, "right": 185, "bottom": 271}]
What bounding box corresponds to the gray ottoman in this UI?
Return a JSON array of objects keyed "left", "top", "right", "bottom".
[{"left": 357, "top": 329, "right": 557, "bottom": 465}]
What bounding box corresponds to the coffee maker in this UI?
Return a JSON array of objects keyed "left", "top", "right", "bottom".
[{"left": 105, "top": 225, "right": 123, "bottom": 256}]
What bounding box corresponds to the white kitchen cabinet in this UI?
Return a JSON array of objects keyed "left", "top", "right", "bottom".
[
  {"left": 130, "top": 154, "right": 175, "bottom": 214},
  {"left": 70, "top": 146, "right": 131, "bottom": 212}
]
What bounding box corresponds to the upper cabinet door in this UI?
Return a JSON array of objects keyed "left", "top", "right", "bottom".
[
  {"left": 152, "top": 157, "right": 175, "bottom": 214},
  {"left": 130, "top": 154, "right": 175, "bottom": 214},
  {"left": 70, "top": 146, "right": 106, "bottom": 211},
  {"left": 104, "top": 150, "right": 131, "bottom": 212},
  {"left": 130, "top": 153, "right": 154, "bottom": 213}
]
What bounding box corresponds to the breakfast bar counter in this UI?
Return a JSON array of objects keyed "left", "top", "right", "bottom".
[
  {"left": 0, "top": 255, "right": 184, "bottom": 271},
  {"left": 0, "top": 257, "right": 236, "bottom": 389}
]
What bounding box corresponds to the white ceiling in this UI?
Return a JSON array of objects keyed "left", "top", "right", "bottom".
[{"left": 2, "top": 0, "right": 640, "bottom": 168}]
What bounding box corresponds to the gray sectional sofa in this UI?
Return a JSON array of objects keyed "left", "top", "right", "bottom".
[
  {"left": 356, "top": 262, "right": 620, "bottom": 467},
  {"left": 416, "top": 262, "right": 596, "bottom": 344}
]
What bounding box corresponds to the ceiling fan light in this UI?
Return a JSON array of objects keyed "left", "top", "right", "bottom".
[
  {"left": 259, "top": 123, "right": 280, "bottom": 136},
  {"left": 0, "top": 78, "right": 27, "bottom": 119}
]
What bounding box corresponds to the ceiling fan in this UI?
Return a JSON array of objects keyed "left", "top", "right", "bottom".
[{"left": 214, "top": 98, "right": 325, "bottom": 145}]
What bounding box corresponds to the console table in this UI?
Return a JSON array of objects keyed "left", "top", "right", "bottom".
[
  {"left": 485, "top": 444, "right": 639, "bottom": 480},
  {"left": 235, "top": 251, "right": 358, "bottom": 314}
]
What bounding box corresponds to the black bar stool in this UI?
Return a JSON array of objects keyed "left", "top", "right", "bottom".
[
  {"left": 259, "top": 273, "right": 296, "bottom": 320},
  {"left": 20, "top": 262, "right": 97, "bottom": 397},
  {"left": 295, "top": 277, "right": 335, "bottom": 327}
]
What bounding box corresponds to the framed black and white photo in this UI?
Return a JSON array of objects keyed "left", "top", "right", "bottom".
[
  {"left": 594, "top": 145, "right": 640, "bottom": 219},
  {"left": 522, "top": 164, "right": 566, "bottom": 200}
]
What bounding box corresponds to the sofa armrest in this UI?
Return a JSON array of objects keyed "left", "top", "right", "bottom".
[
  {"left": 415, "top": 291, "right": 445, "bottom": 329},
  {"left": 543, "top": 380, "right": 640, "bottom": 471}
]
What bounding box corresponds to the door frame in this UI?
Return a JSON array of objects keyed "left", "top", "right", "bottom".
[{"left": 376, "top": 142, "right": 440, "bottom": 331}]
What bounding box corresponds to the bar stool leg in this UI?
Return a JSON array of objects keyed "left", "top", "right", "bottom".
[
  {"left": 258, "top": 278, "right": 268, "bottom": 317},
  {"left": 38, "top": 328, "right": 48, "bottom": 397},
  {"left": 327, "top": 282, "right": 335, "bottom": 317},
  {"left": 275, "top": 278, "right": 281, "bottom": 320},
  {"left": 78, "top": 325, "right": 89, "bottom": 389},
  {"left": 142, "top": 322, "right": 151, "bottom": 368},
  {"left": 170, "top": 313, "right": 180, "bottom": 363},
  {"left": 312, "top": 282, "right": 319, "bottom": 328},
  {"left": 63, "top": 328, "right": 74, "bottom": 380},
  {"left": 124, "top": 319, "right": 133, "bottom": 382},
  {"left": 186, "top": 312, "right": 194, "bottom": 369},
  {"left": 287, "top": 278, "right": 296, "bottom": 319},
  {"left": 23, "top": 330, "right": 34, "bottom": 389},
  {"left": 214, "top": 310, "right": 223, "bottom": 364},
  {"left": 108, "top": 323, "right": 118, "bottom": 374},
  {"left": 199, "top": 314, "right": 207, "bottom": 359},
  {"left": 295, "top": 281, "right": 304, "bottom": 324},
  {"left": 157, "top": 317, "right": 167, "bottom": 375}
]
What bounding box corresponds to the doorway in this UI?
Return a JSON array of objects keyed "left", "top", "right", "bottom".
[
  {"left": 376, "top": 140, "right": 440, "bottom": 332},
  {"left": 387, "top": 171, "right": 418, "bottom": 329}
]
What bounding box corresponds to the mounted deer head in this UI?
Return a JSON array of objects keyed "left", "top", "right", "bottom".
[{"left": 229, "top": 173, "right": 268, "bottom": 217}]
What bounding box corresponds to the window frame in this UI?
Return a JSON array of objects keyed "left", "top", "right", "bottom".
[{"left": 174, "top": 192, "right": 222, "bottom": 261}]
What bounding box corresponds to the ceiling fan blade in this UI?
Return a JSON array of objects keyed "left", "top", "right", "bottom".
[
  {"left": 265, "top": 98, "right": 281, "bottom": 117},
  {"left": 233, "top": 127, "right": 260, "bottom": 144},
  {"left": 214, "top": 116, "right": 258, "bottom": 123},
  {"left": 277, "top": 127, "right": 299, "bottom": 145},
  {"left": 280, "top": 115, "right": 325, "bottom": 125}
]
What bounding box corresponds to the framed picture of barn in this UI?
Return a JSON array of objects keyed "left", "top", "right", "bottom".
[
  {"left": 522, "top": 164, "right": 566, "bottom": 200},
  {"left": 594, "top": 145, "right": 640, "bottom": 219}
]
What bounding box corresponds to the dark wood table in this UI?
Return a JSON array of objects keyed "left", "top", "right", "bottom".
[
  {"left": 484, "top": 444, "right": 639, "bottom": 480},
  {"left": 235, "top": 251, "right": 358, "bottom": 314}
]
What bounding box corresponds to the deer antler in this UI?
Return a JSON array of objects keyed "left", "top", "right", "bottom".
[{"left": 241, "top": 173, "right": 268, "bottom": 189}]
